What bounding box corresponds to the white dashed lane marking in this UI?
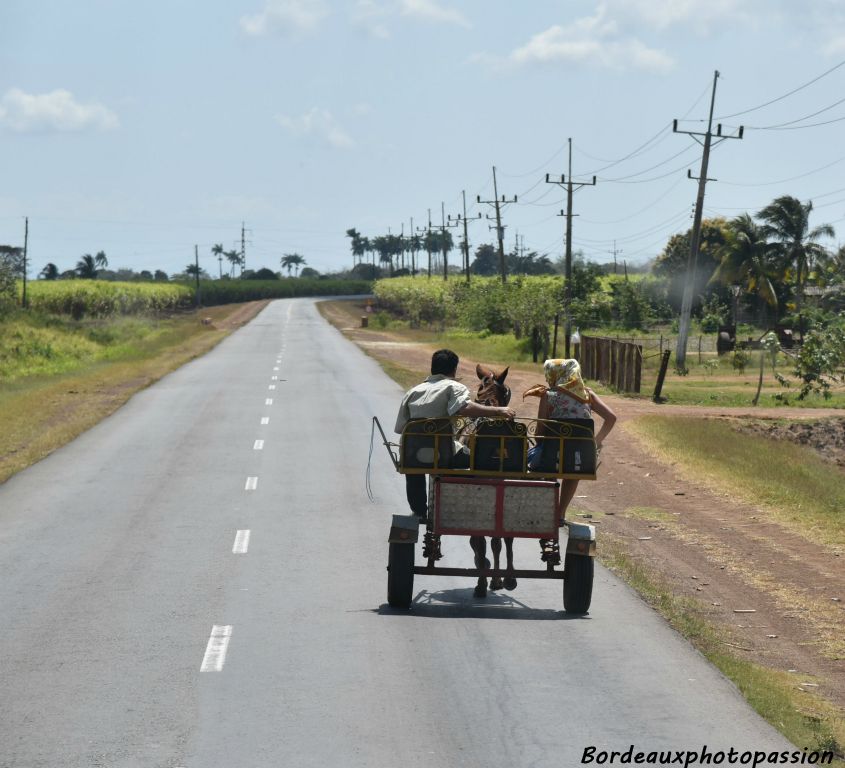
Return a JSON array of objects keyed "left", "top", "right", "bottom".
[
  {"left": 232, "top": 530, "right": 250, "bottom": 554},
  {"left": 245, "top": 476, "right": 258, "bottom": 491},
  {"left": 200, "top": 625, "right": 232, "bottom": 671},
  {"left": 254, "top": 440, "right": 264, "bottom": 450},
  {"left": 273, "top": 366, "right": 279, "bottom": 371},
  {"left": 265, "top": 398, "right": 273, "bottom": 405},
  {"left": 269, "top": 385, "right": 276, "bottom": 390},
  {"left": 271, "top": 376, "right": 278, "bottom": 381},
  {"left": 261, "top": 417, "right": 270, "bottom": 425}
]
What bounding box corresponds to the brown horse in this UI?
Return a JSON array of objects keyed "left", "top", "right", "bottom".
[{"left": 467, "top": 364, "right": 518, "bottom": 598}]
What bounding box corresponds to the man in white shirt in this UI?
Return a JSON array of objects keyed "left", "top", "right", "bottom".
[{"left": 395, "top": 349, "right": 515, "bottom": 522}]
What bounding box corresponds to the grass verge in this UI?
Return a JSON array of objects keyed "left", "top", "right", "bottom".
[
  {"left": 626, "top": 416, "right": 845, "bottom": 548},
  {"left": 600, "top": 534, "right": 844, "bottom": 761},
  {"left": 0, "top": 302, "right": 266, "bottom": 484}
]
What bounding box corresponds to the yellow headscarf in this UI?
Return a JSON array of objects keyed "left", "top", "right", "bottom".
[{"left": 523, "top": 358, "right": 590, "bottom": 403}]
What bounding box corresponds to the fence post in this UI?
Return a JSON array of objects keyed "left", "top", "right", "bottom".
[
  {"left": 698, "top": 335, "right": 702, "bottom": 364},
  {"left": 652, "top": 350, "right": 671, "bottom": 402}
]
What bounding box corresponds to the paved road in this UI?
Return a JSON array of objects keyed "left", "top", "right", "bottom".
[{"left": 0, "top": 299, "right": 794, "bottom": 767}]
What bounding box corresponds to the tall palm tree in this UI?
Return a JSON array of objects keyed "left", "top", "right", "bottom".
[
  {"left": 94, "top": 251, "right": 109, "bottom": 270},
  {"left": 75, "top": 254, "right": 98, "bottom": 279},
  {"left": 39, "top": 263, "right": 59, "bottom": 280},
  {"left": 711, "top": 214, "right": 779, "bottom": 318},
  {"left": 423, "top": 230, "right": 438, "bottom": 279},
  {"left": 757, "top": 196, "right": 834, "bottom": 334},
  {"left": 437, "top": 229, "right": 454, "bottom": 280},
  {"left": 409, "top": 234, "right": 421, "bottom": 275},
  {"left": 281, "top": 253, "right": 305, "bottom": 277},
  {"left": 211, "top": 243, "right": 224, "bottom": 278},
  {"left": 346, "top": 228, "right": 366, "bottom": 268},
  {"left": 225, "top": 249, "right": 241, "bottom": 277}
]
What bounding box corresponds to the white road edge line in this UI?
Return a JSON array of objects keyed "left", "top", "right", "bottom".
[
  {"left": 261, "top": 417, "right": 270, "bottom": 425},
  {"left": 245, "top": 476, "right": 258, "bottom": 491},
  {"left": 200, "top": 625, "right": 232, "bottom": 671},
  {"left": 254, "top": 439, "right": 264, "bottom": 450},
  {"left": 233, "top": 529, "right": 251, "bottom": 554}
]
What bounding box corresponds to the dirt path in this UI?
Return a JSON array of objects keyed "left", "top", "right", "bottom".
[{"left": 322, "top": 300, "right": 845, "bottom": 713}]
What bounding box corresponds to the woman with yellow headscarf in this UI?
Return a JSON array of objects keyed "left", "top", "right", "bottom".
[{"left": 523, "top": 358, "right": 617, "bottom": 518}]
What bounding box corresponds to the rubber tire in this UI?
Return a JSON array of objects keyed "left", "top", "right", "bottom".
[
  {"left": 387, "top": 543, "right": 415, "bottom": 609},
  {"left": 563, "top": 553, "right": 594, "bottom": 614}
]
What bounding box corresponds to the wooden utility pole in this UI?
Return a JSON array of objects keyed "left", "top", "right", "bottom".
[
  {"left": 478, "top": 165, "right": 516, "bottom": 284},
  {"left": 448, "top": 190, "right": 481, "bottom": 284},
  {"left": 194, "top": 244, "right": 201, "bottom": 307},
  {"left": 546, "top": 138, "right": 596, "bottom": 357},
  {"left": 608, "top": 240, "right": 622, "bottom": 274},
  {"left": 441, "top": 201, "right": 463, "bottom": 281},
  {"left": 21, "top": 216, "right": 29, "bottom": 309},
  {"left": 673, "top": 70, "right": 744, "bottom": 371}
]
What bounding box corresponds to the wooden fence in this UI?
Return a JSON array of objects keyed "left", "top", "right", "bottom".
[{"left": 579, "top": 335, "right": 642, "bottom": 394}]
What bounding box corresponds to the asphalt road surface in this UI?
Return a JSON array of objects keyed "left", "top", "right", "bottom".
[{"left": 0, "top": 299, "right": 794, "bottom": 767}]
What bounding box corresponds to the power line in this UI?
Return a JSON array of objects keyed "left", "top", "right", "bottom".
[
  {"left": 747, "top": 94, "right": 845, "bottom": 129},
  {"left": 580, "top": 174, "right": 686, "bottom": 225},
  {"left": 716, "top": 58, "right": 845, "bottom": 120},
  {"left": 718, "top": 154, "right": 845, "bottom": 187},
  {"left": 598, "top": 143, "right": 700, "bottom": 182}
]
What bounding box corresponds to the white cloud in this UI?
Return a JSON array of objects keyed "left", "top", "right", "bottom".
[
  {"left": 400, "top": 0, "right": 470, "bottom": 28},
  {"left": 609, "top": 0, "right": 751, "bottom": 32},
  {"left": 478, "top": 7, "right": 673, "bottom": 73},
  {"left": 276, "top": 108, "right": 355, "bottom": 148},
  {"left": 0, "top": 88, "right": 119, "bottom": 133},
  {"left": 240, "top": 0, "right": 329, "bottom": 36},
  {"left": 352, "top": 0, "right": 392, "bottom": 39}
]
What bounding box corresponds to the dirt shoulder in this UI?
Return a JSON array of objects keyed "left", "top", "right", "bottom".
[{"left": 320, "top": 298, "right": 845, "bottom": 724}]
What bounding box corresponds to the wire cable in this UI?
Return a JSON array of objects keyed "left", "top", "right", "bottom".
[
  {"left": 716, "top": 59, "right": 845, "bottom": 120},
  {"left": 747, "top": 94, "right": 845, "bottom": 130}
]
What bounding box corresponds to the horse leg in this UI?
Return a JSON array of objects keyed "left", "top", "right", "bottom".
[
  {"left": 489, "top": 537, "right": 504, "bottom": 590},
  {"left": 503, "top": 537, "right": 517, "bottom": 590},
  {"left": 469, "top": 535, "right": 488, "bottom": 598}
]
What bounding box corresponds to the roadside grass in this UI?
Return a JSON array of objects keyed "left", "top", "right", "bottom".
[
  {"left": 375, "top": 358, "right": 426, "bottom": 391},
  {"left": 0, "top": 311, "right": 189, "bottom": 380},
  {"left": 600, "top": 534, "right": 844, "bottom": 760},
  {"left": 626, "top": 416, "right": 845, "bottom": 547},
  {"left": 322, "top": 298, "right": 845, "bottom": 409},
  {"left": 0, "top": 302, "right": 264, "bottom": 484}
]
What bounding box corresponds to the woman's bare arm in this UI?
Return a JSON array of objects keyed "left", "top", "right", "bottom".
[{"left": 588, "top": 389, "right": 617, "bottom": 447}]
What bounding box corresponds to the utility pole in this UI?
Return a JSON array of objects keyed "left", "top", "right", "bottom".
[
  {"left": 441, "top": 201, "right": 462, "bottom": 281},
  {"left": 546, "top": 138, "right": 596, "bottom": 357},
  {"left": 408, "top": 216, "right": 417, "bottom": 277},
  {"left": 478, "top": 165, "right": 517, "bottom": 284},
  {"left": 608, "top": 240, "right": 622, "bottom": 275},
  {"left": 673, "top": 70, "right": 744, "bottom": 371},
  {"left": 218, "top": 251, "right": 223, "bottom": 279},
  {"left": 194, "top": 244, "right": 201, "bottom": 307},
  {"left": 240, "top": 222, "right": 246, "bottom": 276},
  {"left": 448, "top": 190, "right": 481, "bottom": 284},
  {"left": 21, "top": 216, "right": 28, "bottom": 309},
  {"left": 400, "top": 222, "right": 405, "bottom": 271},
  {"left": 417, "top": 210, "right": 433, "bottom": 279}
]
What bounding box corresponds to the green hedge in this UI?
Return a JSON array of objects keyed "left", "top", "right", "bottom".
[{"left": 190, "top": 278, "right": 372, "bottom": 305}]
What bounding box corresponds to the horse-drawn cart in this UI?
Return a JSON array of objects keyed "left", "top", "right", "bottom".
[{"left": 374, "top": 416, "right": 599, "bottom": 614}]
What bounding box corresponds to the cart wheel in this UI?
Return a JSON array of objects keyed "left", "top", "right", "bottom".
[
  {"left": 387, "top": 542, "right": 415, "bottom": 609},
  {"left": 563, "top": 553, "right": 593, "bottom": 615}
]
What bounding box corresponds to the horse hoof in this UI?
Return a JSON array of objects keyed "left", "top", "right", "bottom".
[
  {"left": 490, "top": 577, "right": 504, "bottom": 591},
  {"left": 504, "top": 576, "right": 518, "bottom": 591},
  {"left": 473, "top": 583, "right": 488, "bottom": 598}
]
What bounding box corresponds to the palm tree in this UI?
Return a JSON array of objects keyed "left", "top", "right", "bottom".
[
  {"left": 39, "top": 263, "right": 59, "bottom": 280},
  {"left": 211, "top": 243, "right": 224, "bottom": 278},
  {"left": 437, "top": 229, "right": 454, "bottom": 280},
  {"left": 185, "top": 263, "right": 201, "bottom": 277},
  {"left": 281, "top": 253, "right": 306, "bottom": 277},
  {"left": 94, "top": 251, "right": 109, "bottom": 270},
  {"left": 371, "top": 236, "right": 394, "bottom": 275},
  {"left": 409, "top": 234, "right": 422, "bottom": 275},
  {"left": 75, "top": 254, "right": 98, "bottom": 279},
  {"left": 423, "top": 230, "right": 438, "bottom": 279},
  {"left": 225, "top": 249, "right": 241, "bottom": 277},
  {"left": 757, "top": 196, "right": 834, "bottom": 335},
  {"left": 711, "top": 214, "right": 779, "bottom": 319},
  {"left": 346, "top": 228, "right": 366, "bottom": 268}
]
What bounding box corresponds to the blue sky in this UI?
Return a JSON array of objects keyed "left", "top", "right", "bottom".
[{"left": 2, "top": 0, "right": 845, "bottom": 277}]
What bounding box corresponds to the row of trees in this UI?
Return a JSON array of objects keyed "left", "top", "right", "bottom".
[{"left": 346, "top": 227, "right": 457, "bottom": 279}]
